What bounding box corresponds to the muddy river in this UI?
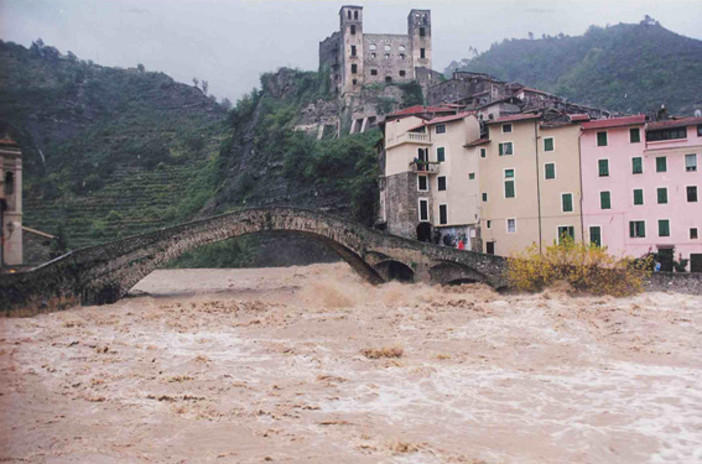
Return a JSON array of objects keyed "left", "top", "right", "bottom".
[{"left": 1, "top": 263, "right": 701, "bottom": 463}]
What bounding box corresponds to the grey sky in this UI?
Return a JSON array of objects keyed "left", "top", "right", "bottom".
[{"left": 1, "top": 0, "right": 701, "bottom": 103}]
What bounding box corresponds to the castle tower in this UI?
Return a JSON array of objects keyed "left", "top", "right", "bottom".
[
  {"left": 339, "top": 5, "right": 364, "bottom": 95},
  {"left": 408, "top": 9, "right": 431, "bottom": 73}
]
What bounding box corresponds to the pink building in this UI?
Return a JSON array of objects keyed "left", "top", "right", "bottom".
[{"left": 580, "top": 116, "right": 702, "bottom": 271}]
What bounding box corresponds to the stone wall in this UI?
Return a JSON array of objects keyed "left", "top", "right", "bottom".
[
  {"left": 382, "top": 171, "right": 429, "bottom": 239},
  {"left": 362, "top": 34, "right": 414, "bottom": 85},
  {"left": 646, "top": 272, "right": 702, "bottom": 294}
]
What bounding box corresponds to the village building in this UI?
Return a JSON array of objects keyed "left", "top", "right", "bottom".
[
  {"left": 478, "top": 111, "right": 585, "bottom": 256},
  {"left": 580, "top": 115, "right": 702, "bottom": 271},
  {"left": 0, "top": 134, "right": 23, "bottom": 267},
  {"left": 319, "top": 6, "right": 433, "bottom": 97},
  {"left": 378, "top": 106, "right": 482, "bottom": 249}
]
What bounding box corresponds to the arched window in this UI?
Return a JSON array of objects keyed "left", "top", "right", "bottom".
[
  {"left": 385, "top": 76, "right": 392, "bottom": 83},
  {"left": 384, "top": 45, "right": 391, "bottom": 52},
  {"left": 369, "top": 44, "right": 376, "bottom": 51},
  {"left": 4, "top": 172, "right": 14, "bottom": 195},
  {"left": 347, "top": 10, "right": 351, "bottom": 19},
  {"left": 398, "top": 45, "right": 406, "bottom": 52}
]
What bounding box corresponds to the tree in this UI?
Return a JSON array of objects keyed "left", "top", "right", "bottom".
[
  {"left": 137, "top": 63, "right": 145, "bottom": 73},
  {"left": 201, "top": 80, "right": 209, "bottom": 95},
  {"left": 220, "top": 97, "right": 232, "bottom": 110},
  {"left": 192, "top": 77, "right": 199, "bottom": 88},
  {"left": 528, "top": 32, "right": 534, "bottom": 40}
]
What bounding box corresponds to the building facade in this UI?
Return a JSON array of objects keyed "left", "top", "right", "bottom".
[
  {"left": 0, "top": 135, "right": 22, "bottom": 267},
  {"left": 580, "top": 116, "right": 702, "bottom": 271},
  {"left": 319, "top": 6, "right": 432, "bottom": 96}
]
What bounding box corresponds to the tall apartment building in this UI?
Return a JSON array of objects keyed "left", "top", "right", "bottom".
[
  {"left": 379, "top": 106, "right": 482, "bottom": 249},
  {"left": 319, "top": 6, "right": 432, "bottom": 96},
  {"left": 0, "top": 134, "right": 22, "bottom": 267},
  {"left": 580, "top": 115, "right": 702, "bottom": 271},
  {"left": 479, "top": 112, "right": 584, "bottom": 256}
]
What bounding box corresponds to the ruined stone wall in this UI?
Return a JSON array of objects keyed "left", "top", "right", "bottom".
[
  {"left": 362, "top": 34, "right": 414, "bottom": 85},
  {"left": 319, "top": 32, "right": 341, "bottom": 93},
  {"left": 383, "top": 171, "right": 430, "bottom": 239}
]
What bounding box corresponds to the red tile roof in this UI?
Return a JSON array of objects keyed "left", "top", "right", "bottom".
[
  {"left": 464, "top": 137, "right": 490, "bottom": 147},
  {"left": 386, "top": 105, "right": 454, "bottom": 118},
  {"left": 581, "top": 115, "right": 646, "bottom": 130},
  {"left": 486, "top": 113, "right": 541, "bottom": 124},
  {"left": 0, "top": 138, "right": 19, "bottom": 147},
  {"left": 647, "top": 117, "right": 702, "bottom": 131},
  {"left": 569, "top": 114, "right": 590, "bottom": 122},
  {"left": 406, "top": 111, "right": 476, "bottom": 131}
]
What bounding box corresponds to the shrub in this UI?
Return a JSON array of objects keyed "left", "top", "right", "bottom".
[{"left": 507, "top": 237, "right": 651, "bottom": 296}]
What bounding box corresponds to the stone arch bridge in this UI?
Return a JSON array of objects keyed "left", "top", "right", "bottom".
[{"left": 0, "top": 207, "right": 507, "bottom": 311}]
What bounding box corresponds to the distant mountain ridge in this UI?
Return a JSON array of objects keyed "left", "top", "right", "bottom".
[{"left": 446, "top": 19, "right": 702, "bottom": 115}]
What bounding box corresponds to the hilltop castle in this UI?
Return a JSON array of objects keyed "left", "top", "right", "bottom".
[{"left": 319, "top": 6, "right": 433, "bottom": 96}]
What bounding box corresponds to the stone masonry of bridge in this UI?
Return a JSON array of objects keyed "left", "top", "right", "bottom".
[{"left": 0, "top": 207, "right": 508, "bottom": 313}]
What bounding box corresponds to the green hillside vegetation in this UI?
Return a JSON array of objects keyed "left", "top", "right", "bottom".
[{"left": 447, "top": 18, "right": 702, "bottom": 115}]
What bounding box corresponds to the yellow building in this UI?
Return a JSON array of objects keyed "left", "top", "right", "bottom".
[
  {"left": 478, "top": 112, "right": 584, "bottom": 256},
  {"left": 0, "top": 134, "right": 23, "bottom": 267},
  {"left": 380, "top": 107, "right": 482, "bottom": 249}
]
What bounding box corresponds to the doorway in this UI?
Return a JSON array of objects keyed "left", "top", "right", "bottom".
[
  {"left": 486, "top": 241, "right": 495, "bottom": 255},
  {"left": 416, "top": 222, "right": 432, "bottom": 242}
]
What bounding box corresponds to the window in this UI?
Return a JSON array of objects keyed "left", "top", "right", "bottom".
[
  {"left": 482, "top": 192, "right": 488, "bottom": 202},
  {"left": 600, "top": 191, "right": 611, "bottom": 209},
  {"left": 384, "top": 53, "right": 390, "bottom": 60},
  {"left": 502, "top": 123, "right": 512, "bottom": 134},
  {"left": 691, "top": 228, "right": 699, "bottom": 240},
  {"left": 629, "top": 221, "right": 646, "bottom": 238},
  {"left": 630, "top": 128, "right": 641, "bottom": 143},
  {"left": 486, "top": 220, "right": 492, "bottom": 229},
  {"left": 369, "top": 44, "right": 377, "bottom": 51},
  {"left": 504, "top": 169, "right": 515, "bottom": 198},
  {"left": 435, "top": 124, "right": 446, "bottom": 134},
  {"left": 562, "top": 193, "right": 573, "bottom": 212},
  {"left": 370, "top": 69, "right": 378, "bottom": 76},
  {"left": 543, "top": 137, "right": 554, "bottom": 152},
  {"left": 353, "top": 10, "right": 358, "bottom": 20},
  {"left": 384, "top": 45, "right": 391, "bottom": 52},
  {"left": 632, "top": 157, "right": 643, "bottom": 174},
  {"left": 420, "top": 48, "right": 426, "bottom": 59},
  {"left": 633, "top": 189, "right": 644, "bottom": 205},
  {"left": 468, "top": 172, "right": 475, "bottom": 180},
  {"left": 598, "top": 159, "right": 609, "bottom": 177},
  {"left": 685, "top": 154, "right": 697, "bottom": 172},
  {"left": 385, "top": 76, "right": 392, "bottom": 83},
  {"left": 399, "top": 70, "right": 406, "bottom": 77},
  {"left": 398, "top": 45, "right": 406, "bottom": 52},
  {"left": 557, "top": 226, "right": 575, "bottom": 243},
  {"left": 418, "top": 199, "right": 429, "bottom": 221},
  {"left": 351, "top": 64, "right": 357, "bottom": 74},
  {"left": 399, "top": 53, "right": 406, "bottom": 59},
  {"left": 590, "top": 226, "right": 602, "bottom": 247},
  {"left": 480, "top": 148, "right": 486, "bottom": 158},
  {"left": 657, "top": 187, "right": 668, "bottom": 204},
  {"left": 647, "top": 126, "right": 687, "bottom": 142},
  {"left": 498, "top": 142, "right": 513, "bottom": 156},
  {"left": 687, "top": 186, "right": 698, "bottom": 202},
  {"left": 351, "top": 45, "right": 357, "bottom": 56},
  {"left": 597, "top": 131, "right": 608, "bottom": 146},
  {"left": 507, "top": 218, "right": 516, "bottom": 234},
  {"left": 419, "top": 27, "right": 426, "bottom": 37},
  {"left": 350, "top": 25, "right": 356, "bottom": 35},
  {"left": 439, "top": 204, "right": 448, "bottom": 225},
  {"left": 437, "top": 147, "right": 445, "bottom": 162},
  {"left": 545, "top": 163, "right": 556, "bottom": 179},
  {"left": 347, "top": 10, "right": 351, "bottom": 19},
  {"left": 370, "top": 52, "right": 377, "bottom": 58},
  {"left": 656, "top": 156, "right": 667, "bottom": 172},
  {"left": 352, "top": 79, "right": 357, "bottom": 85},
  {"left": 437, "top": 176, "right": 446, "bottom": 191},
  {"left": 699, "top": 125, "right": 702, "bottom": 136},
  {"left": 658, "top": 219, "right": 670, "bottom": 237},
  {"left": 4, "top": 172, "right": 14, "bottom": 195},
  {"left": 417, "top": 175, "right": 428, "bottom": 192}
]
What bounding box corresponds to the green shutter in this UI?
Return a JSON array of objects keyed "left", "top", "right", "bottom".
[
  {"left": 656, "top": 156, "right": 667, "bottom": 172},
  {"left": 632, "top": 157, "right": 642, "bottom": 174},
  {"left": 600, "top": 191, "right": 611, "bottom": 209},
  {"left": 629, "top": 221, "right": 635, "bottom": 238},
  {"left": 630, "top": 128, "right": 640, "bottom": 143},
  {"left": 480, "top": 148, "right": 486, "bottom": 158},
  {"left": 657, "top": 188, "right": 668, "bottom": 204},
  {"left": 598, "top": 159, "right": 609, "bottom": 176},
  {"left": 658, "top": 220, "right": 670, "bottom": 237},
  {"left": 597, "top": 131, "right": 608, "bottom": 146},
  {"left": 544, "top": 138, "right": 554, "bottom": 151},
  {"left": 437, "top": 147, "right": 445, "bottom": 162},
  {"left": 589, "top": 226, "right": 601, "bottom": 247},
  {"left": 633, "top": 189, "right": 643, "bottom": 205},
  {"left": 545, "top": 163, "right": 555, "bottom": 179},
  {"left": 562, "top": 194, "right": 573, "bottom": 212},
  {"left": 505, "top": 180, "right": 515, "bottom": 198},
  {"left": 498, "top": 144, "right": 504, "bottom": 156}
]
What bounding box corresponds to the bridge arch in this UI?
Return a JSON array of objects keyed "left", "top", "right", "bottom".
[
  {"left": 428, "top": 260, "right": 490, "bottom": 286},
  {"left": 373, "top": 259, "right": 415, "bottom": 282}
]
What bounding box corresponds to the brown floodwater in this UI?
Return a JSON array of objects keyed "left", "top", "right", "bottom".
[{"left": 1, "top": 263, "right": 701, "bottom": 463}]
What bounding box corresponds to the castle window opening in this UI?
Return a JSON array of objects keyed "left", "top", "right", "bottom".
[
  {"left": 420, "top": 48, "right": 426, "bottom": 59},
  {"left": 351, "top": 45, "right": 357, "bottom": 57},
  {"left": 371, "top": 52, "right": 377, "bottom": 58},
  {"left": 351, "top": 64, "right": 357, "bottom": 74},
  {"left": 399, "top": 70, "right": 406, "bottom": 77},
  {"left": 399, "top": 53, "right": 406, "bottom": 60},
  {"left": 354, "top": 10, "right": 358, "bottom": 20},
  {"left": 385, "top": 76, "right": 392, "bottom": 83},
  {"left": 419, "top": 27, "right": 426, "bottom": 37},
  {"left": 370, "top": 69, "right": 378, "bottom": 76},
  {"left": 384, "top": 53, "right": 390, "bottom": 59},
  {"left": 347, "top": 10, "right": 351, "bottom": 19},
  {"left": 384, "top": 45, "right": 391, "bottom": 51},
  {"left": 399, "top": 45, "right": 406, "bottom": 52},
  {"left": 352, "top": 78, "right": 358, "bottom": 85},
  {"left": 370, "top": 44, "right": 377, "bottom": 50},
  {"left": 351, "top": 25, "right": 356, "bottom": 35}
]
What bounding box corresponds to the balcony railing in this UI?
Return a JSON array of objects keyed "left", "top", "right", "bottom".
[
  {"left": 410, "top": 161, "right": 440, "bottom": 174},
  {"left": 386, "top": 131, "right": 431, "bottom": 149}
]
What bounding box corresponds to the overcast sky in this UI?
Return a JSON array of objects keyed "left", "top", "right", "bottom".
[{"left": 2, "top": 0, "right": 701, "bottom": 103}]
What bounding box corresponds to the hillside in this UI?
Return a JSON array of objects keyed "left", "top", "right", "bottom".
[{"left": 446, "top": 19, "right": 702, "bottom": 115}]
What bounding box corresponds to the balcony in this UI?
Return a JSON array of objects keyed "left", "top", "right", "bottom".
[
  {"left": 386, "top": 131, "right": 431, "bottom": 149},
  {"left": 410, "top": 161, "right": 440, "bottom": 174}
]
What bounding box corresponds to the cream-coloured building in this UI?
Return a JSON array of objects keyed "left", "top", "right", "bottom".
[
  {"left": 478, "top": 112, "right": 584, "bottom": 256},
  {"left": 379, "top": 106, "right": 482, "bottom": 249},
  {"left": 1, "top": 135, "right": 23, "bottom": 267}
]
